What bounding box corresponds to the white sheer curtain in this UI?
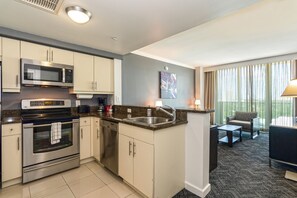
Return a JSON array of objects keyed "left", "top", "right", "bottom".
[{"left": 215, "top": 60, "right": 295, "bottom": 130}]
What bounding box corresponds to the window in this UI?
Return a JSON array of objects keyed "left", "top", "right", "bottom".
[{"left": 215, "top": 60, "right": 294, "bottom": 130}]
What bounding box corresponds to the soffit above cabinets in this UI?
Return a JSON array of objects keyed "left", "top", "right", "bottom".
[{"left": 0, "top": 0, "right": 259, "bottom": 57}]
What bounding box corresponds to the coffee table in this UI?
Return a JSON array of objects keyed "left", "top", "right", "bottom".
[{"left": 218, "top": 124, "right": 242, "bottom": 147}]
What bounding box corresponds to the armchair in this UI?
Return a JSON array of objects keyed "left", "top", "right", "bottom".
[{"left": 226, "top": 111, "right": 260, "bottom": 139}]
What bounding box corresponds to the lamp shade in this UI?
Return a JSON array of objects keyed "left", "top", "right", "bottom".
[
  {"left": 281, "top": 79, "right": 297, "bottom": 97},
  {"left": 195, "top": 99, "right": 201, "bottom": 105},
  {"left": 155, "top": 100, "right": 163, "bottom": 107}
]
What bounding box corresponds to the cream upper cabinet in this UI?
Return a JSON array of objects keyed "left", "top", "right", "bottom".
[
  {"left": 2, "top": 38, "right": 21, "bottom": 92},
  {"left": 94, "top": 57, "right": 114, "bottom": 93},
  {"left": 2, "top": 123, "right": 22, "bottom": 182},
  {"left": 51, "top": 47, "right": 73, "bottom": 65},
  {"left": 73, "top": 52, "right": 94, "bottom": 92},
  {"left": 92, "top": 117, "right": 101, "bottom": 161},
  {"left": 72, "top": 53, "right": 114, "bottom": 94},
  {"left": 21, "top": 41, "right": 73, "bottom": 65},
  {"left": 21, "top": 41, "right": 48, "bottom": 61}
]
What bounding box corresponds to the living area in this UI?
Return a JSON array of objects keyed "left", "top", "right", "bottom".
[{"left": 193, "top": 59, "right": 297, "bottom": 197}]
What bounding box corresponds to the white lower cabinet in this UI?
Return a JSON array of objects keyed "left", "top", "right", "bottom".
[
  {"left": 119, "top": 123, "right": 185, "bottom": 198},
  {"left": 1, "top": 123, "right": 22, "bottom": 182},
  {"left": 92, "top": 117, "right": 101, "bottom": 161},
  {"left": 80, "top": 117, "right": 92, "bottom": 160}
]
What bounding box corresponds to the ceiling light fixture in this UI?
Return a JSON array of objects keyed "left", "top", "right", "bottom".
[{"left": 66, "top": 6, "right": 92, "bottom": 24}]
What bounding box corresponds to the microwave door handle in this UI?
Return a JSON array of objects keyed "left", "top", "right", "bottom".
[{"left": 62, "top": 68, "right": 65, "bottom": 83}]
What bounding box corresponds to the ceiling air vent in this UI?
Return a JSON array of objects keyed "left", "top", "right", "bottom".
[{"left": 15, "top": 0, "right": 64, "bottom": 14}]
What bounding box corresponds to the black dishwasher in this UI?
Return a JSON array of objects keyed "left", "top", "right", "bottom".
[{"left": 100, "top": 120, "right": 119, "bottom": 175}]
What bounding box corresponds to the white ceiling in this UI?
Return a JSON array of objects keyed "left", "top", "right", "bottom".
[
  {"left": 0, "top": 0, "right": 259, "bottom": 60},
  {"left": 135, "top": 0, "right": 297, "bottom": 68}
]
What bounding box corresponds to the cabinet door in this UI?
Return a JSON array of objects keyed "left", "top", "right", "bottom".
[
  {"left": 119, "top": 134, "right": 134, "bottom": 185},
  {"left": 21, "top": 41, "right": 49, "bottom": 61},
  {"left": 51, "top": 47, "right": 74, "bottom": 65},
  {"left": 80, "top": 125, "right": 91, "bottom": 160},
  {"left": 133, "top": 139, "right": 154, "bottom": 198},
  {"left": 73, "top": 52, "right": 94, "bottom": 92},
  {"left": 2, "top": 135, "right": 22, "bottom": 181},
  {"left": 2, "top": 38, "right": 21, "bottom": 92},
  {"left": 93, "top": 118, "right": 100, "bottom": 161},
  {"left": 94, "top": 57, "right": 114, "bottom": 93}
]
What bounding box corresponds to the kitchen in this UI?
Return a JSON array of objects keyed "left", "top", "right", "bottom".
[{"left": 0, "top": 0, "right": 250, "bottom": 197}]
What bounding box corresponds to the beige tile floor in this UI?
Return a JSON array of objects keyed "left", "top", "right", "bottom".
[{"left": 0, "top": 162, "right": 143, "bottom": 198}]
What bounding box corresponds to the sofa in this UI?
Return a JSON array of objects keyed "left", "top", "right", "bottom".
[{"left": 226, "top": 111, "right": 260, "bottom": 139}]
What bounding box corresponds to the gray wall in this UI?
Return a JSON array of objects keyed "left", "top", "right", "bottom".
[
  {"left": 122, "top": 54, "right": 195, "bottom": 108},
  {"left": 2, "top": 87, "right": 109, "bottom": 110}
]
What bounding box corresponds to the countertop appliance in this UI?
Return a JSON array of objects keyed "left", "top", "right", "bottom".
[
  {"left": 21, "top": 99, "right": 79, "bottom": 183},
  {"left": 77, "top": 105, "right": 90, "bottom": 113},
  {"left": 21, "top": 58, "right": 73, "bottom": 87},
  {"left": 100, "top": 120, "right": 118, "bottom": 175}
]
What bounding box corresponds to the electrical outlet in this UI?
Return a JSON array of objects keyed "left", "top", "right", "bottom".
[
  {"left": 127, "top": 108, "right": 132, "bottom": 113},
  {"left": 76, "top": 100, "right": 81, "bottom": 107}
]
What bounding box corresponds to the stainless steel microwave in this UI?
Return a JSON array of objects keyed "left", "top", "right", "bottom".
[{"left": 21, "top": 59, "right": 74, "bottom": 87}]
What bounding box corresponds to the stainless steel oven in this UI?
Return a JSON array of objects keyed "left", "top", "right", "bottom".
[
  {"left": 21, "top": 99, "right": 79, "bottom": 183},
  {"left": 21, "top": 59, "right": 73, "bottom": 87}
]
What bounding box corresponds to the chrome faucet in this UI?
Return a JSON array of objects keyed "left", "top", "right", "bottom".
[{"left": 156, "top": 105, "right": 176, "bottom": 122}]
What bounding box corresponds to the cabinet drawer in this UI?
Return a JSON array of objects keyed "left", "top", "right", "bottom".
[
  {"left": 2, "top": 123, "right": 21, "bottom": 136},
  {"left": 93, "top": 117, "right": 100, "bottom": 127},
  {"left": 119, "top": 123, "right": 154, "bottom": 144},
  {"left": 80, "top": 117, "right": 91, "bottom": 126}
]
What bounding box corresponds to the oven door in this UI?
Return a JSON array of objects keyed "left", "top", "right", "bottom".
[{"left": 22, "top": 118, "right": 79, "bottom": 167}]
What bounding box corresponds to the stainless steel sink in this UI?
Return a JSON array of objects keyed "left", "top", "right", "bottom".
[{"left": 123, "top": 116, "right": 172, "bottom": 126}]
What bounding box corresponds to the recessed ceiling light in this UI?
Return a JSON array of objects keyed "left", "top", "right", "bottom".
[{"left": 66, "top": 6, "right": 92, "bottom": 24}]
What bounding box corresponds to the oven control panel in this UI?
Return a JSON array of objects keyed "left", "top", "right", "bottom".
[{"left": 21, "top": 99, "right": 71, "bottom": 109}]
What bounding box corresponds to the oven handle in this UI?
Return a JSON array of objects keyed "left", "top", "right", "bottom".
[{"left": 23, "top": 121, "right": 79, "bottom": 128}]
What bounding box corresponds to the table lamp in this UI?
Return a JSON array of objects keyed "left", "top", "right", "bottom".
[
  {"left": 281, "top": 79, "right": 297, "bottom": 97},
  {"left": 195, "top": 99, "right": 201, "bottom": 109}
]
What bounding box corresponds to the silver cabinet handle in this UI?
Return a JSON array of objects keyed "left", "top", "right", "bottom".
[
  {"left": 17, "top": 137, "right": 20, "bottom": 151},
  {"left": 81, "top": 128, "right": 83, "bottom": 139},
  {"left": 16, "top": 75, "right": 19, "bottom": 87},
  {"left": 133, "top": 142, "right": 136, "bottom": 157},
  {"left": 51, "top": 50, "right": 54, "bottom": 62},
  {"left": 97, "top": 128, "right": 99, "bottom": 139},
  {"left": 129, "top": 141, "right": 132, "bottom": 156},
  {"left": 46, "top": 50, "right": 49, "bottom": 61}
]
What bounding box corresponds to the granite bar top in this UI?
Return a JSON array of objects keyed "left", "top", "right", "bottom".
[{"left": 176, "top": 108, "right": 215, "bottom": 113}]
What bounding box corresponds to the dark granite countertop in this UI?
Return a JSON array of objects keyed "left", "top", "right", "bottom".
[
  {"left": 2, "top": 117, "right": 22, "bottom": 124},
  {"left": 76, "top": 111, "right": 187, "bottom": 130}
]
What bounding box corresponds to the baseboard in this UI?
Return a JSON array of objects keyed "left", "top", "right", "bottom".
[
  {"left": 185, "top": 181, "right": 211, "bottom": 198},
  {"left": 80, "top": 157, "right": 95, "bottom": 165},
  {"left": 2, "top": 178, "right": 22, "bottom": 188}
]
